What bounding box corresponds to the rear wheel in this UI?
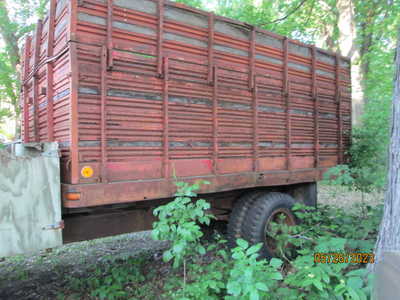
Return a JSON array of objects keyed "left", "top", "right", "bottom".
[
  {"left": 241, "top": 192, "right": 296, "bottom": 259},
  {"left": 227, "top": 191, "right": 262, "bottom": 248}
]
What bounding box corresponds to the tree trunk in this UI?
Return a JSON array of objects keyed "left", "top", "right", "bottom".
[
  {"left": 359, "top": 21, "right": 372, "bottom": 81},
  {"left": 314, "top": 1, "right": 336, "bottom": 52},
  {"left": 373, "top": 27, "right": 400, "bottom": 265},
  {"left": 315, "top": 24, "right": 335, "bottom": 51},
  {"left": 336, "top": 0, "right": 364, "bottom": 125}
]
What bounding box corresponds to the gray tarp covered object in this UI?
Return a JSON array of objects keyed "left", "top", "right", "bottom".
[{"left": 0, "top": 143, "right": 62, "bottom": 257}]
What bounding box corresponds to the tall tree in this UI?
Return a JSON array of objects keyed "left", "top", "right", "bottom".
[
  {"left": 336, "top": 0, "right": 364, "bottom": 125},
  {"left": 373, "top": 27, "right": 400, "bottom": 265},
  {"left": 0, "top": 0, "right": 48, "bottom": 137},
  {"left": 0, "top": 0, "right": 21, "bottom": 130}
]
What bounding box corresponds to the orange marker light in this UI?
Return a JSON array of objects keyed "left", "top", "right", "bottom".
[
  {"left": 65, "top": 192, "right": 81, "bottom": 201},
  {"left": 81, "top": 166, "right": 94, "bottom": 178}
]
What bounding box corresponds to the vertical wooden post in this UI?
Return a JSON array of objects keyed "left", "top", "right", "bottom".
[
  {"left": 33, "top": 20, "right": 43, "bottom": 142},
  {"left": 68, "top": 0, "right": 78, "bottom": 42},
  {"left": 250, "top": 27, "right": 257, "bottom": 170},
  {"left": 107, "top": 0, "right": 113, "bottom": 69},
  {"left": 23, "top": 36, "right": 32, "bottom": 143},
  {"left": 157, "top": 0, "right": 164, "bottom": 77},
  {"left": 100, "top": 45, "right": 108, "bottom": 182},
  {"left": 162, "top": 57, "right": 169, "bottom": 178},
  {"left": 69, "top": 42, "right": 79, "bottom": 184},
  {"left": 336, "top": 54, "right": 343, "bottom": 164},
  {"left": 249, "top": 27, "right": 256, "bottom": 90},
  {"left": 312, "top": 46, "right": 319, "bottom": 169},
  {"left": 208, "top": 12, "right": 215, "bottom": 85},
  {"left": 69, "top": 0, "right": 79, "bottom": 183},
  {"left": 283, "top": 38, "right": 291, "bottom": 171},
  {"left": 253, "top": 76, "right": 259, "bottom": 172},
  {"left": 212, "top": 66, "right": 219, "bottom": 174},
  {"left": 47, "top": 0, "right": 56, "bottom": 141}
]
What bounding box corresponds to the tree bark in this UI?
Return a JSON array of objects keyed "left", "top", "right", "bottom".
[
  {"left": 359, "top": 21, "right": 373, "bottom": 80},
  {"left": 315, "top": 21, "right": 335, "bottom": 51},
  {"left": 373, "top": 27, "right": 400, "bottom": 266},
  {"left": 314, "top": 1, "right": 336, "bottom": 52},
  {"left": 336, "top": 0, "right": 364, "bottom": 125}
]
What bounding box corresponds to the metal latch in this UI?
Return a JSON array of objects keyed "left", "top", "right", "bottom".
[{"left": 42, "top": 220, "right": 64, "bottom": 230}]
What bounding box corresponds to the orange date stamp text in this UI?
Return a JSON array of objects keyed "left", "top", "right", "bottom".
[{"left": 314, "top": 252, "right": 375, "bottom": 264}]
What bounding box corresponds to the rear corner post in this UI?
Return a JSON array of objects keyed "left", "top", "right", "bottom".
[
  {"left": 33, "top": 19, "right": 43, "bottom": 142},
  {"left": 46, "top": 0, "right": 57, "bottom": 141},
  {"left": 22, "top": 36, "right": 32, "bottom": 143}
]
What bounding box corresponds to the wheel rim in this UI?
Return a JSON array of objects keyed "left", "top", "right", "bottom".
[{"left": 264, "top": 208, "right": 296, "bottom": 254}]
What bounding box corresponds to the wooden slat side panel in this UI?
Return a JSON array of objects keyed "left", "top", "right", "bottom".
[
  {"left": 21, "top": 0, "right": 351, "bottom": 194},
  {"left": 69, "top": 0, "right": 351, "bottom": 185}
]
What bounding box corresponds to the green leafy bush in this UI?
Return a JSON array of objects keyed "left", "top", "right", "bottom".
[
  {"left": 226, "top": 239, "right": 283, "bottom": 300},
  {"left": 152, "top": 180, "right": 214, "bottom": 268},
  {"left": 323, "top": 95, "right": 391, "bottom": 195},
  {"left": 269, "top": 203, "right": 380, "bottom": 300},
  {"left": 62, "top": 182, "right": 382, "bottom": 300},
  {"left": 163, "top": 239, "right": 230, "bottom": 300},
  {"left": 152, "top": 182, "right": 381, "bottom": 300}
]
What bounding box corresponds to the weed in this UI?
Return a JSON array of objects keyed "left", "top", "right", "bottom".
[
  {"left": 61, "top": 181, "right": 382, "bottom": 300},
  {"left": 226, "top": 239, "right": 283, "bottom": 300}
]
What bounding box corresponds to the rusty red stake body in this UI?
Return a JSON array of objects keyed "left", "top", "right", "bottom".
[{"left": 20, "top": 0, "right": 351, "bottom": 241}]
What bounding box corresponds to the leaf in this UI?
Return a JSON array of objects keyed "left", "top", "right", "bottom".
[
  {"left": 198, "top": 245, "right": 206, "bottom": 255},
  {"left": 313, "top": 279, "right": 324, "bottom": 291},
  {"left": 347, "top": 286, "right": 360, "bottom": 300},
  {"left": 255, "top": 282, "right": 269, "bottom": 292},
  {"left": 246, "top": 244, "right": 262, "bottom": 256},
  {"left": 269, "top": 258, "right": 283, "bottom": 269},
  {"left": 236, "top": 239, "right": 248, "bottom": 249},
  {"left": 163, "top": 250, "right": 173, "bottom": 262},
  {"left": 269, "top": 272, "right": 283, "bottom": 280},
  {"left": 321, "top": 272, "right": 330, "bottom": 284},
  {"left": 232, "top": 251, "right": 245, "bottom": 260},
  {"left": 249, "top": 290, "right": 260, "bottom": 300},
  {"left": 346, "top": 269, "right": 367, "bottom": 278},
  {"left": 347, "top": 276, "right": 364, "bottom": 290},
  {"left": 226, "top": 282, "right": 241, "bottom": 296}
]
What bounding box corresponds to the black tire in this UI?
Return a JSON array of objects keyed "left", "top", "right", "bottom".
[
  {"left": 241, "top": 192, "right": 296, "bottom": 259},
  {"left": 227, "top": 191, "right": 262, "bottom": 248}
]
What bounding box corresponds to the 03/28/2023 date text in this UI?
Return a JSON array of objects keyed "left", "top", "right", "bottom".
[{"left": 314, "top": 252, "right": 375, "bottom": 264}]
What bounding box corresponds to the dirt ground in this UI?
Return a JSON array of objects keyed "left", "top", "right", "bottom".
[
  {"left": 0, "top": 232, "right": 168, "bottom": 300},
  {"left": 0, "top": 184, "right": 383, "bottom": 300},
  {"left": 318, "top": 183, "right": 383, "bottom": 207}
]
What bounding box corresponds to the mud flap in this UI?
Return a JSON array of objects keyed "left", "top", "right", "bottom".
[{"left": 0, "top": 142, "right": 62, "bottom": 257}]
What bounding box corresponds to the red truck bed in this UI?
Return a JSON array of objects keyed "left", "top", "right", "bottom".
[{"left": 21, "top": 0, "right": 352, "bottom": 209}]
